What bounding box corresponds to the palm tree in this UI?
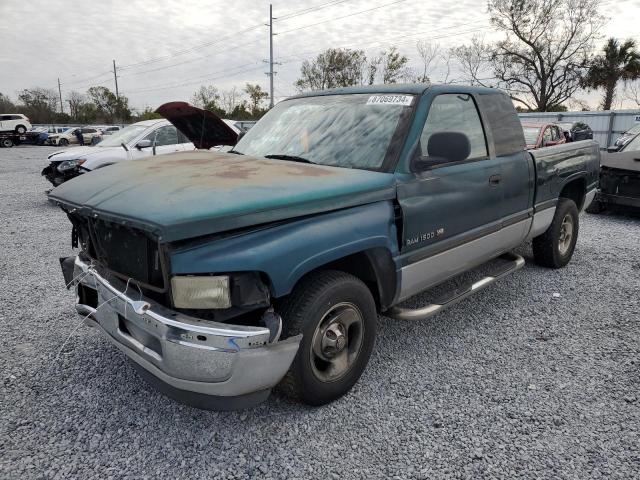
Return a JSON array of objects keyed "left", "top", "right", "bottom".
[{"left": 584, "top": 38, "right": 640, "bottom": 110}]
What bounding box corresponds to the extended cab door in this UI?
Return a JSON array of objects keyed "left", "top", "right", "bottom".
[{"left": 396, "top": 92, "right": 504, "bottom": 301}]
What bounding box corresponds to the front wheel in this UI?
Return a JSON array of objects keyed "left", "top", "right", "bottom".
[
  {"left": 15, "top": 125, "right": 26, "bottom": 134},
  {"left": 279, "top": 270, "right": 377, "bottom": 405},
  {"left": 58, "top": 138, "right": 69, "bottom": 146},
  {"left": 532, "top": 198, "right": 579, "bottom": 269},
  {"left": 1, "top": 138, "right": 14, "bottom": 148}
]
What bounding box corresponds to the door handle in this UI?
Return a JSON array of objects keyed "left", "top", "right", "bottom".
[{"left": 489, "top": 174, "right": 502, "bottom": 186}]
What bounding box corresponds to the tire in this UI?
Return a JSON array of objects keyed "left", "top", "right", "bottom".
[
  {"left": 1, "top": 138, "right": 13, "bottom": 148},
  {"left": 58, "top": 138, "right": 69, "bottom": 146},
  {"left": 532, "top": 198, "right": 579, "bottom": 269},
  {"left": 585, "top": 199, "right": 603, "bottom": 214},
  {"left": 15, "top": 125, "right": 26, "bottom": 134},
  {"left": 279, "top": 270, "right": 377, "bottom": 406}
]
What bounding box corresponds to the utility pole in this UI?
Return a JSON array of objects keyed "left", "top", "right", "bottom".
[
  {"left": 57, "top": 78, "right": 63, "bottom": 114},
  {"left": 269, "top": 4, "right": 274, "bottom": 108},
  {"left": 112, "top": 59, "right": 119, "bottom": 100}
]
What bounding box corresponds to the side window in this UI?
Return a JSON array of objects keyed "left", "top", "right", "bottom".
[
  {"left": 420, "top": 93, "right": 488, "bottom": 160},
  {"left": 177, "top": 129, "right": 190, "bottom": 144},
  {"left": 154, "top": 125, "right": 179, "bottom": 146},
  {"left": 0, "top": 115, "right": 9, "bottom": 121},
  {"left": 542, "top": 127, "right": 552, "bottom": 143}
]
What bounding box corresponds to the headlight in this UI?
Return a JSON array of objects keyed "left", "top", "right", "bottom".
[
  {"left": 171, "top": 276, "right": 231, "bottom": 309},
  {"left": 57, "top": 159, "right": 86, "bottom": 172}
]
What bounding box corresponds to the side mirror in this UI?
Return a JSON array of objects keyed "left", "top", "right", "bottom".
[
  {"left": 412, "top": 131, "right": 471, "bottom": 172},
  {"left": 136, "top": 139, "right": 152, "bottom": 149}
]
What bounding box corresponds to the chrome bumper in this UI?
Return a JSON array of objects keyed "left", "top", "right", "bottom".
[{"left": 70, "top": 256, "right": 301, "bottom": 409}]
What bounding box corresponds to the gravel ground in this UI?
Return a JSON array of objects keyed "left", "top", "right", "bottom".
[{"left": 1, "top": 145, "right": 639, "bottom": 479}]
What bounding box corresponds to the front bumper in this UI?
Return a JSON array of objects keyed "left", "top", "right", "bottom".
[
  {"left": 66, "top": 256, "right": 301, "bottom": 410},
  {"left": 596, "top": 191, "right": 640, "bottom": 209},
  {"left": 41, "top": 164, "right": 82, "bottom": 187}
]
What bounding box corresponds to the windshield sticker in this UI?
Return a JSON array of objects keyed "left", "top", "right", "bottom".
[{"left": 366, "top": 95, "right": 414, "bottom": 106}]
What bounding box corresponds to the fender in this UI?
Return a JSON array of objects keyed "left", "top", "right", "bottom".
[{"left": 168, "top": 202, "right": 401, "bottom": 298}]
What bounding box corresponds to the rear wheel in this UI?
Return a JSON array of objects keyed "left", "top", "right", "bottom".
[
  {"left": 279, "top": 270, "right": 377, "bottom": 405},
  {"left": 533, "top": 198, "right": 579, "bottom": 269}
]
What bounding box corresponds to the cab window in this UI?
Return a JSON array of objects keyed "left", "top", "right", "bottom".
[
  {"left": 153, "top": 125, "right": 179, "bottom": 146},
  {"left": 420, "top": 93, "right": 488, "bottom": 160}
]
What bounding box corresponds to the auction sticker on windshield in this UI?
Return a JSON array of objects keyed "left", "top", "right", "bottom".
[{"left": 366, "top": 95, "right": 414, "bottom": 106}]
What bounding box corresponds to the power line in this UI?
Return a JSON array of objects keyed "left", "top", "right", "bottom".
[
  {"left": 276, "top": 0, "right": 355, "bottom": 21},
  {"left": 277, "top": 0, "right": 409, "bottom": 36}
]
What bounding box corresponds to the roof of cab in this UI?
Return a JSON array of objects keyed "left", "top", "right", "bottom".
[{"left": 289, "top": 83, "right": 503, "bottom": 99}]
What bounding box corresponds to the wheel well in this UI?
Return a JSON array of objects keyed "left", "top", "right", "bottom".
[
  {"left": 311, "top": 249, "right": 397, "bottom": 311},
  {"left": 559, "top": 178, "right": 586, "bottom": 210}
]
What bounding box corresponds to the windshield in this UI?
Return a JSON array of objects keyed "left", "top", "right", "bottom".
[
  {"left": 622, "top": 134, "right": 640, "bottom": 152},
  {"left": 233, "top": 93, "right": 413, "bottom": 170},
  {"left": 97, "top": 124, "right": 149, "bottom": 147},
  {"left": 522, "top": 126, "right": 541, "bottom": 145}
]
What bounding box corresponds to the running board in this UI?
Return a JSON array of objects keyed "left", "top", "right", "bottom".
[{"left": 387, "top": 252, "right": 525, "bottom": 321}]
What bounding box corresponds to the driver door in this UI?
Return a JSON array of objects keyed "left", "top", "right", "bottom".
[
  {"left": 130, "top": 125, "right": 184, "bottom": 160},
  {"left": 396, "top": 93, "right": 504, "bottom": 301}
]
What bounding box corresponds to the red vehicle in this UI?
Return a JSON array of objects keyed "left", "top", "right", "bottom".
[{"left": 521, "top": 122, "right": 567, "bottom": 150}]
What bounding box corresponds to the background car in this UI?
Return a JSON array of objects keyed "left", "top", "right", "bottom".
[
  {"left": 555, "top": 121, "right": 593, "bottom": 142},
  {"left": 612, "top": 123, "right": 640, "bottom": 150},
  {"left": 0, "top": 114, "right": 31, "bottom": 133},
  {"left": 42, "top": 119, "right": 194, "bottom": 186},
  {"left": 588, "top": 132, "right": 640, "bottom": 213},
  {"left": 48, "top": 127, "right": 102, "bottom": 146},
  {"left": 521, "top": 122, "right": 566, "bottom": 149},
  {"left": 42, "top": 104, "right": 240, "bottom": 187}
]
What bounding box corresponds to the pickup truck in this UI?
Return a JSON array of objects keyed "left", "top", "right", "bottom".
[{"left": 49, "top": 84, "right": 599, "bottom": 410}]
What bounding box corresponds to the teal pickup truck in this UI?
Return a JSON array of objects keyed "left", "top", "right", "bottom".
[{"left": 50, "top": 84, "right": 599, "bottom": 410}]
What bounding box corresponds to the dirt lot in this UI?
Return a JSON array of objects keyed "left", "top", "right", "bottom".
[{"left": 1, "top": 145, "right": 639, "bottom": 479}]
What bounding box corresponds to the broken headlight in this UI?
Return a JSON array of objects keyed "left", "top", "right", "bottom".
[
  {"left": 171, "top": 276, "right": 231, "bottom": 309},
  {"left": 57, "top": 159, "right": 86, "bottom": 172}
]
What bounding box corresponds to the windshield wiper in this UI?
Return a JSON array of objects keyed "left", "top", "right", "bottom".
[
  {"left": 264, "top": 154, "right": 315, "bottom": 164},
  {"left": 227, "top": 149, "right": 244, "bottom": 155}
]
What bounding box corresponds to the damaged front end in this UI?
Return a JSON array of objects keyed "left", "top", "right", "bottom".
[
  {"left": 41, "top": 160, "right": 85, "bottom": 187},
  {"left": 60, "top": 212, "right": 301, "bottom": 410},
  {"left": 597, "top": 166, "right": 640, "bottom": 209}
]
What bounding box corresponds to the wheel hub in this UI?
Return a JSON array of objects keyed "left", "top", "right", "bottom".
[
  {"left": 310, "top": 302, "right": 365, "bottom": 382},
  {"left": 321, "top": 323, "right": 347, "bottom": 357}
]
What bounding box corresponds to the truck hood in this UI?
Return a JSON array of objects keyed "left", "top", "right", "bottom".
[
  {"left": 601, "top": 151, "right": 640, "bottom": 172},
  {"left": 156, "top": 102, "right": 238, "bottom": 149},
  {"left": 48, "top": 151, "right": 397, "bottom": 242}
]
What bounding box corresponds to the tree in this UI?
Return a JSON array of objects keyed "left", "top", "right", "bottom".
[
  {"left": 66, "top": 91, "right": 85, "bottom": 118},
  {"left": 191, "top": 85, "right": 224, "bottom": 115},
  {"left": 17, "top": 87, "right": 59, "bottom": 123},
  {"left": 0, "top": 92, "right": 16, "bottom": 112},
  {"left": 379, "top": 47, "right": 409, "bottom": 84},
  {"left": 87, "top": 86, "right": 131, "bottom": 122},
  {"left": 132, "top": 107, "right": 163, "bottom": 121},
  {"left": 583, "top": 38, "right": 640, "bottom": 110},
  {"left": 451, "top": 36, "right": 493, "bottom": 86},
  {"left": 416, "top": 41, "right": 440, "bottom": 83},
  {"left": 295, "top": 48, "right": 367, "bottom": 91},
  {"left": 244, "top": 84, "right": 269, "bottom": 116},
  {"left": 485, "top": 0, "right": 601, "bottom": 111}
]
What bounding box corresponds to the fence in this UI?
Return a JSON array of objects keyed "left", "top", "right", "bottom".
[{"left": 518, "top": 109, "right": 640, "bottom": 148}]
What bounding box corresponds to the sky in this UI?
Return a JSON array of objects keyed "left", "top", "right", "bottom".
[{"left": 1, "top": 0, "right": 640, "bottom": 113}]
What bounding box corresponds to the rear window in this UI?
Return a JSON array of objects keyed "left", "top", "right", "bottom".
[
  {"left": 523, "top": 127, "right": 541, "bottom": 145},
  {"left": 476, "top": 92, "right": 525, "bottom": 155}
]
